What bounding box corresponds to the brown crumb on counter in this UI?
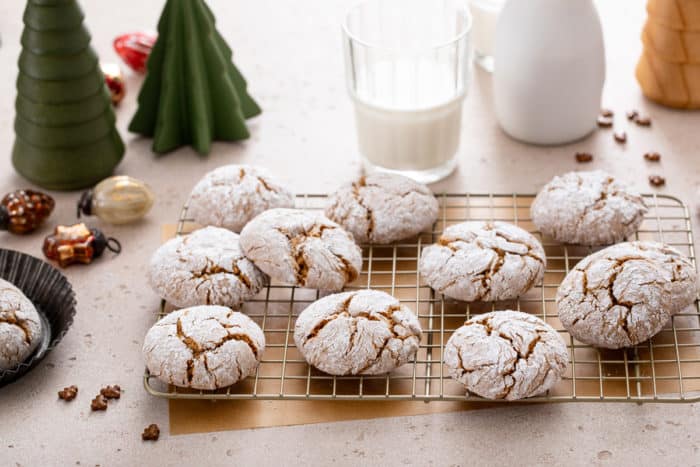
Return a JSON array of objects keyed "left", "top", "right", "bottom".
[
  {"left": 596, "top": 115, "right": 613, "bottom": 128},
  {"left": 644, "top": 152, "right": 661, "bottom": 162},
  {"left": 91, "top": 394, "right": 108, "bottom": 411},
  {"left": 635, "top": 115, "right": 652, "bottom": 126},
  {"left": 649, "top": 175, "right": 666, "bottom": 187},
  {"left": 613, "top": 131, "right": 627, "bottom": 143},
  {"left": 58, "top": 385, "right": 78, "bottom": 401},
  {"left": 600, "top": 108, "right": 614, "bottom": 118},
  {"left": 575, "top": 152, "right": 593, "bottom": 163},
  {"left": 142, "top": 424, "right": 160, "bottom": 441},
  {"left": 100, "top": 385, "right": 121, "bottom": 400},
  {"left": 626, "top": 110, "right": 639, "bottom": 120}
]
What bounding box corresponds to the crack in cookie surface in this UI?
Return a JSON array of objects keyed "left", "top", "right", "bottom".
[
  {"left": 325, "top": 173, "right": 438, "bottom": 244},
  {"left": 351, "top": 177, "right": 374, "bottom": 241},
  {"left": 149, "top": 227, "right": 266, "bottom": 308},
  {"left": 532, "top": 171, "right": 647, "bottom": 245},
  {"left": 255, "top": 175, "right": 278, "bottom": 194},
  {"left": 241, "top": 209, "right": 363, "bottom": 291},
  {"left": 296, "top": 291, "right": 422, "bottom": 375},
  {"left": 0, "top": 310, "right": 33, "bottom": 345},
  {"left": 423, "top": 222, "right": 545, "bottom": 301},
  {"left": 189, "top": 258, "right": 253, "bottom": 290},
  {"left": 570, "top": 175, "right": 644, "bottom": 240},
  {"left": 445, "top": 311, "right": 567, "bottom": 400},
  {"left": 188, "top": 165, "right": 295, "bottom": 233},
  {"left": 176, "top": 316, "right": 260, "bottom": 366},
  {"left": 303, "top": 294, "right": 354, "bottom": 344},
  {"left": 144, "top": 306, "right": 265, "bottom": 390},
  {"left": 0, "top": 281, "right": 41, "bottom": 369},
  {"left": 557, "top": 241, "right": 697, "bottom": 348},
  {"left": 573, "top": 174, "right": 612, "bottom": 234},
  {"left": 277, "top": 222, "right": 359, "bottom": 287},
  {"left": 580, "top": 256, "right": 644, "bottom": 342}
]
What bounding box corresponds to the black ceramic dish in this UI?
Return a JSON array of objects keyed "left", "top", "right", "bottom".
[{"left": 0, "top": 248, "right": 76, "bottom": 388}]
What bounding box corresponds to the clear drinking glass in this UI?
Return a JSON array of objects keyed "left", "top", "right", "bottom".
[{"left": 343, "top": 0, "right": 472, "bottom": 184}]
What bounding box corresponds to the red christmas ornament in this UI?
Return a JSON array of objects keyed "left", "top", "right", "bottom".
[
  {"left": 43, "top": 223, "right": 121, "bottom": 268},
  {"left": 113, "top": 31, "right": 157, "bottom": 73},
  {"left": 101, "top": 63, "right": 125, "bottom": 105}
]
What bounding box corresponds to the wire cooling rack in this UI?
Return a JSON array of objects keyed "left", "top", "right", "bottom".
[{"left": 144, "top": 193, "right": 700, "bottom": 403}]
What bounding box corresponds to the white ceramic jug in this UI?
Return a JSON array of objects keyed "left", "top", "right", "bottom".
[{"left": 493, "top": 0, "right": 605, "bottom": 145}]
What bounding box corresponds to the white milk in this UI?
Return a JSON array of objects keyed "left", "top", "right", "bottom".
[
  {"left": 469, "top": 0, "right": 504, "bottom": 72},
  {"left": 350, "top": 60, "right": 466, "bottom": 175}
]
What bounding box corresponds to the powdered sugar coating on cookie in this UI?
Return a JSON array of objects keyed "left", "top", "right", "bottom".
[
  {"left": 557, "top": 241, "right": 698, "bottom": 349},
  {"left": 419, "top": 221, "right": 546, "bottom": 301},
  {"left": 444, "top": 310, "right": 568, "bottom": 400},
  {"left": 143, "top": 306, "right": 265, "bottom": 390},
  {"left": 188, "top": 165, "right": 295, "bottom": 233},
  {"left": 531, "top": 170, "right": 647, "bottom": 245},
  {"left": 148, "top": 226, "right": 268, "bottom": 308},
  {"left": 325, "top": 173, "right": 439, "bottom": 244},
  {"left": 294, "top": 290, "right": 422, "bottom": 375},
  {"left": 239, "top": 208, "right": 362, "bottom": 291},
  {"left": 0, "top": 279, "right": 42, "bottom": 371}
]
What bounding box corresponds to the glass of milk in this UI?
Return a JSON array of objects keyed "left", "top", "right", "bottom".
[
  {"left": 343, "top": 0, "right": 472, "bottom": 184},
  {"left": 469, "top": 0, "right": 506, "bottom": 72}
]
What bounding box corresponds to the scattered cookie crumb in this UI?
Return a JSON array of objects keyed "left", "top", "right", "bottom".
[
  {"left": 613, "top": 131, "right": 627, "bottom": 143},
  {"left": 644, "top": 152, "right": 661, "bottom": 162},
  {"left": 142, "top": 424, "right": 160, "bottom": 441},
  {"left": 596, "top": 115, "right": 613, "bottom": 128},
  {"left": 575, "top": 152, "right": 593, "bottom": 163},
  {"left": 58, "top": 385, "right": 78, "bottom": 401},
  {"left": 90, "top": 394, "right": 108, "bottom": 411},
  {"left": 100, "top": 385, "right": 121, "bottom": 400},
  {"left": 600, "top": 108, "right": 614, "bottom": 118},
  {"left": 626, "top": 110, "right": 638, "bottom": 120},
  {"left": 649, "top": 175, "right": 666, "bottom": 187},
  {"left": 635, "top": 115, "right": 652, "bottom": 126}
]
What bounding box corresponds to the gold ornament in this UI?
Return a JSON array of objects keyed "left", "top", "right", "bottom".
[{"left": 78, "top": 176, "right": 154, "bottom": 224}]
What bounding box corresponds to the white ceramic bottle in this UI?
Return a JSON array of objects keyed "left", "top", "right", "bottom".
[
  {"left": 469, "top": 0, "right": 506, "bottom": 72},
  {"left": 493, "top": 0, "right": 606, "bottom": 145}
]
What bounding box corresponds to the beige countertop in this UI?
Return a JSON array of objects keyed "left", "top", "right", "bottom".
[{"left": 1, "top": 0, "right": 700, "bottom": 465}]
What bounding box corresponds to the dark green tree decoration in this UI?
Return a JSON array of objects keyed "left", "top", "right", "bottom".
[
  {"left": 129, "top": 0, "right": 261, "bottom": 155},
  {"left": 13, "top": 0, "right": 124, "bottom": 191}
]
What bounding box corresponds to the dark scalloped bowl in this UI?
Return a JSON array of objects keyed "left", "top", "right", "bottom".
[{"left": 0, "top": 248, "right": 76, "bottom": 388}]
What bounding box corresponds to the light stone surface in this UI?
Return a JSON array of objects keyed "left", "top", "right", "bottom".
[
  {"left": 1, "top": 0, "right": 700, "bottom": 465},
  {"left": 531, "top": 170, "right": 648, "bottom": 245},
  {"left": 444, "top": 311, "right": 568, "bottom": 401},
  {"left": 294, "top": 290, "right": 422, "bottom": 375},
  {"left": 188, "top": 164, "right": 295, "bottom": 233},
  {"left": 557, "top": 241, "right": 698, "bottom": 349}
]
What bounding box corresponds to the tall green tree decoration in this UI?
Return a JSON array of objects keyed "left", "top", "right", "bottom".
[
  {"left": 13, "top": 0, "right": 124, "bottom": 191},
  {"left": 129, "top": 0, "right": 261, "bottom": 155}
]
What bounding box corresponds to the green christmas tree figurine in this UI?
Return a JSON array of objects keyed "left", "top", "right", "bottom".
[
  {"left": 129, "top": 0, "right": 261, "bottom": 156},
  {"left": 13, "top": 0, "right": 125, "bottom": 191}
]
